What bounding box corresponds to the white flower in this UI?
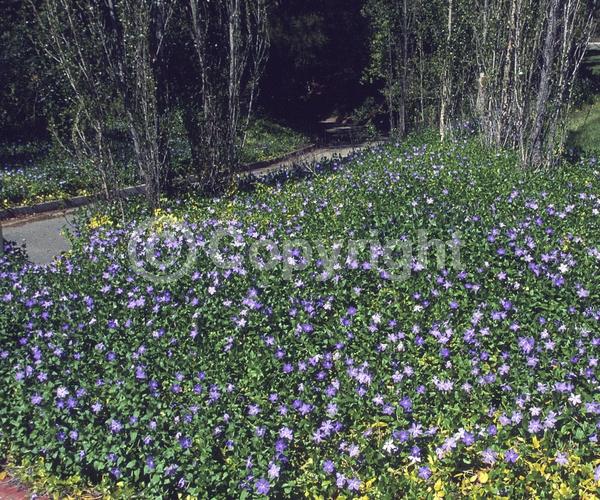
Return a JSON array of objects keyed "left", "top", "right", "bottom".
[
  {"left": 383, "top": 439, "right": 397, "bottom": 454},
  {"left": 56, "top": 387, "right": 69, "bottom": 398}
]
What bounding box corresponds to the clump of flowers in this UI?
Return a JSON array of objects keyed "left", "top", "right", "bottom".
[{"left": 87, "top": 214, "right": 113, "bottom": 230}]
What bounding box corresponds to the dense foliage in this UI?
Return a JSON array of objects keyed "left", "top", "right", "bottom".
[
  {"left": 0, "top": 0, "right": 46, "bottom": 139},
  {"left": 1, "top": 137, "right": 600, "bottom": 497},
  {"left": 262, "top": 0, "right": 370, "bottom": 123}
]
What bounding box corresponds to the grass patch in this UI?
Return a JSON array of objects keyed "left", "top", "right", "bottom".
[
  {"left": 239, "top": 118, "right": 310, "bottom": 164},
  {"left": 566, "top": 95, "right": 600, "bottom": 153}
]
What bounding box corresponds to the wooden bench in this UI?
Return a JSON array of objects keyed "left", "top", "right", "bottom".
[{"left": 324, "top": 125, "right": 368, "bottom": 145}]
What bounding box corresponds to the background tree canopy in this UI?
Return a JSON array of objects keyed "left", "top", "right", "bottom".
[{"left": 0, "top": 0, "right": 598, "bottom": 208}]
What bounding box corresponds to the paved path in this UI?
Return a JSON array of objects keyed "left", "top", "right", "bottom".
[
  {"left": 248, "top": 144, "right": 374, "bottom": 177},
  {"left": 1, "top": 143, "right": 380, "bottom": 265},
  {"left": 0, "top": 472, "right": 48, "bottom": 500},
  {"left": 2, "top": 209, "right": 75, "bottom": 265}
]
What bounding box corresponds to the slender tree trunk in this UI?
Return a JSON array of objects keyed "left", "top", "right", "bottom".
[
  {"left": 387, "top": 35, "right": 395, "bottom": 134},
  {"left": 418, "top": 36, "right": 425, "bottom": 125},
  {"left": 398, "top": 0, "right": 408, "bottom": 137},
  {"left": 498, "top": 0, "right": 517, "bottom": 144},
  {"left": 440, "top": 0, "right": 453, "bottom": 140},
  {"left": 529, "top": 0, "right": 559, "bottom": 167}
]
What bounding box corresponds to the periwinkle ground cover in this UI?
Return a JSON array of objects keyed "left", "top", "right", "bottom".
[
  {"left": 0, "top": 119, "right": 308, "bottom": 209},
  {"left": 1, "top": 136, "right": 600, "bottom": 498}
]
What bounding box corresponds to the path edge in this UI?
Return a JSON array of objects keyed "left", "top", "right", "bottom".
[{"left": 1, "top": 143, "right": 319, "bottom": 221}]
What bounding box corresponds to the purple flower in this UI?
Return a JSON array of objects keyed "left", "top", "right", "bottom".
[
  {"left": 267, "top": 462, "right": 280, "bottom": 479},
  {"left": 323, "top": 460, "right": 335, "bottom": 474},
  {"left": 255, "top": 478, "right": 270, "bottom": 495},
  {"left": 504, "top": 449, "right": 519, "bottom": 464},
  {"left": 347, "top": 443, "right": 360, "bottom": 457},
  {"left": 528, "top": 419, "right": 543, "bottom": 434},
  {"left": 462, "top": 432, "right": 475, "bottom": 446},
  {"left": 274, "top": 439, "right": 287, "bottom": 454},
  {"left": 247, "top": 404, "right": 261, "bottom": 416},
  {"left": 179, "top": 436, "right": 192, "bottom": 449},
  {"left": 399, "top": 396, "right": 412, "bottom": 412},
  {"left": 165, "top": 464, "right": 178, "bottom": 477},
  {"left": 555, "top": 451, "right": 568, "bottom": 466},
  {"left": 56, "top": 387, "right": 69, "bottom": 398},
  {"left": 518, "top": 337, "right": 535, "bottom": 355},
  {"left": 109, "top": 419, "right": 123, "bottom": 434},
  {"left": 279, "top": 426, "right": 293, "bottom": 440},
  {"left": 481, "top": 448, "right": 498, "bottom": 465},
  {"left": 418, "top": 466, "right": 432, "bottom": 480},
  {"left": 347, "top": 477, "right": 361, "bottom": 491}
]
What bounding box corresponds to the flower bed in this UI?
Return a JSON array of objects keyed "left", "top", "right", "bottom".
[{"left": 1, "top": 137, "right": 599, "bottom": 497}]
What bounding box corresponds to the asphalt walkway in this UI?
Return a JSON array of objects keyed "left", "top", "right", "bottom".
[{"left": 2, "top": 210, "right": 76, "bottom": 264}]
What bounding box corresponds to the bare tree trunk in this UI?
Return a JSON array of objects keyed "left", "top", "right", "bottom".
[
  {"left": 440, "top": 0, "right": 453, "bottom": 141},
  {"left": 33, "top": 0, "right": 174, "bottom": 209},
  {"left": 387, "top": 35, "right": 396, "bottom": 134},
  {"left": 187, "top": 0, "right": 268, "bottom": 192},
  {"left": 242, "top": 0, "right": 269, "bottom": 147},
  {"left": 529, "top": 0, "right": 559, "bottom": 167},
  {"left": 473, "top": 0, "right": 593, "bottom": 166},
  {"left": 498, "top": 0, "right": 517, "bottom": 144},
  {"left": 397, "top": 0, "right": 408, "bottom": 137},
  {"left": 418, "top": 36, "right": 425, "bottom": 125}
]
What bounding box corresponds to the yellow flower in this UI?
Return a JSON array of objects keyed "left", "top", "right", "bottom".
[
  {"left": 87, "top": 214, "right": 112, "bottom": 229},
  {"left": 152, "top": 213, "right": 182, "bottom": 234}
]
